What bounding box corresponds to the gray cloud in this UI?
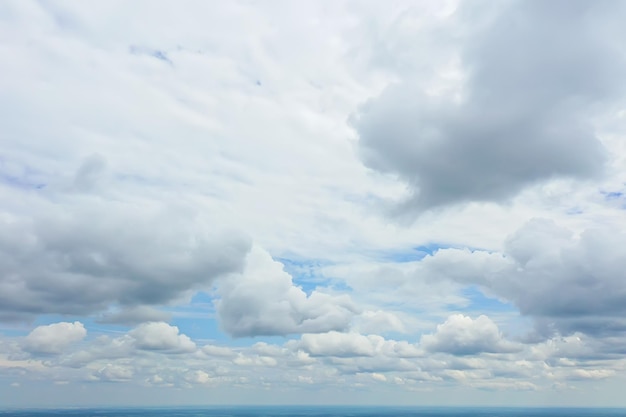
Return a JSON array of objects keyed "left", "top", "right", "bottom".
[
  {"left": 419, "top": 219, "right": 626, "bottom": 340},
  {"left": 353, "top": 0, "right": 624, "bottom": 211},
  {"left": 496, "top": 220, "right": 626, "bottom": 337},
  {"left": 0, "top": 194, "right": 251, "bottom": 321},
  {"left": 72, "top": 154, "right": 107, "bottom": 193}
]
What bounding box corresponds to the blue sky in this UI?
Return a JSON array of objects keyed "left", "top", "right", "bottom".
[{"left": 2, "top": 0, "right": 626, "bottom": 408}]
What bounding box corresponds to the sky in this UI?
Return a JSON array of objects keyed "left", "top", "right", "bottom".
[{"left": 2, "top": 0, "right": 626, "bottom": 408}]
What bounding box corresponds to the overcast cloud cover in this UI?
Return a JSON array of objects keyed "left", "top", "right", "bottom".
[{"left": 2, "top": 0, "right": 626, "bottom": 408}]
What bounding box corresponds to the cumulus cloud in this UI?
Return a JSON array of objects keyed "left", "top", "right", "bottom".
[
  {"left": 23, "top": 321, "right": 87, "bottom": 354},
  {"left": 184, "top": 370, "right": 213, "bottom": 385},
  {"left": 298, "top": 332, "right": 385, "bottom": 357},
  {"left": 413, "top": 219, "right": 626, "bottom": 340},
  {"left": 421, "top": 314, "right": 519, "bottom": 355},
  {"left": 498, "top": 220, "right": 626, "bottom": 327},
  {"left": 0, "top": 195, "right": 251, "bottom": 321},
  {"left": 129, "top": 322, "right": 196, "bottom": 353},
  {"left": 353, "top": 0, "right": 624, "bottom": 211},
  {"left": 296, "top": 331, "right": 422, "bottom": 360},
  {"left": 201, "top": 344, "right": 236, "bottom": 358},
  {"left": 216, "top": 246, "right": 359, "bottom": 337},
  {"left": 93, "top": 363, "right": 134, "bottom": 382},
  {"left": 483, "top": 220, "right": 626, "bottom": 338}
]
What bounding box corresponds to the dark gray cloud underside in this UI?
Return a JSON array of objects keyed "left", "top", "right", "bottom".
[{"left": 353, "top": 0, "right": 624, "bottom": 211}]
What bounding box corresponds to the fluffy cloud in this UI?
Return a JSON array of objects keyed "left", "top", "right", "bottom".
[
  {"left": 4, "top": 320, "right": 626, "bottom": 403},
  {"left": 93, "top": 363, "right": 134, "bottom": 382},
  {"left": 296, "top": 331, "right": 422, "bottom": 360},
  {"left": 405, "top": 219, "right": 626, "bottom": 340},
  {"left": 216, "top": 246, "right": 359, "bottom": 337},
  {"left": 421, "top": 314, "right": 519, "bottom": 355},
  {"left": 298, "top": 332, "right": 385, "bottom": 357},
  {"left": 184, "top": 370, "right": 213, "bottom": 385},
  {"left": 473, "top": 220, "right": 626, "bottom": 338},
  {"left": 129, "top": 322, "right": 196, "bottom": 353},
  {"left": 353, "top": 0, "right": 623, "bottom": 211},
  {"left": 0, "top": 191, "right": 251, "bottom": 321},
  {"left": 498, "top": 220, "right": 626, "bottom": 329},
  {"left": 23, "top": 321, "right": 87, "bottom": 354}
]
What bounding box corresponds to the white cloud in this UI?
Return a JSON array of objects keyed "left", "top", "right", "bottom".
[
  {"left": 421, "top": 314, "right": 519, "bottom": 355},
  {"left": 216, "top": 246, "right": 359, "bottom": 337},
  {"left": 353, "top": 310, "right": 407, "bottom": 334},
  {"left": 23, "top": 321, "right": 87, "bottom": 354},
  {"left": 129, "top": 322, "right": 196, "bottom": 353},
  {"left": 371, "top": 372, "right": 387, "bottom": 382},
  {"left": 298, "top": 332, "right": 384, "bottom": 358},
  {"left": 184, "top": 370, "right": 213, "bottom": 385},
  {"left": 202, "top": 345, "right": 236, "bottom": 358},
  {"left": 94, "top": 363, "right": 134, "bottom": 382}
]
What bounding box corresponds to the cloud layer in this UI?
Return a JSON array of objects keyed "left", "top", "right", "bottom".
[{"left": 2, "top": 0, "right": 626, "bottom": 407}]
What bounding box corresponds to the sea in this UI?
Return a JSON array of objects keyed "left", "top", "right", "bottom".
[{"left": 1, "top": 407, "right": 625, "bottom": 417}]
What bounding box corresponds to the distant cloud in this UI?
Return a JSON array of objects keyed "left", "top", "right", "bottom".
[
  {"left": 129, "top": 322, "right": 196, "bottom": 353},
  {"left": 421, "top": 314, "right": 519, "bottom": 355},
  {"left": 298, "top": 331, "right": 384, "bottom": 357},
  {"left": 93, "top": 363, "right": 134, "bottom": 382},
  {"left": 23, "top": 321, "right": 86, "bottom": 354}
]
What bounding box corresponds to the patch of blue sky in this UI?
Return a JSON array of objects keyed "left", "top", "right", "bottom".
[
  {"left": 566, "top": 206, "right": 583, "bottom": 215},
  {"left": 170, "top": 314, "right": 222, "bottom": 342},
  {"left": 374, "top": 242, "right": 497, "bottom": 265},
  {"left": 375, "top": 243, "right": 449, "bottom": 263},
  {"left": 0, "top": 173, "right": 45, "bottom": 190},
  {"left": 163, "top": 292, "right": 223, "bottom": 341},
  {"left": 277, "top": 256, "right": 336, "bottom": 296},
  {"left": 129, "top": 45, "right": 173, "bottom": 65},
  {"left": 604, "top": 191, "right": 624, "bottom": 200},
  {"left": 19, "top": 314, "right": 126, "bottom": 338},
  {"left": 457, "top": 286, "right": 515, "bottom": 314}
]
